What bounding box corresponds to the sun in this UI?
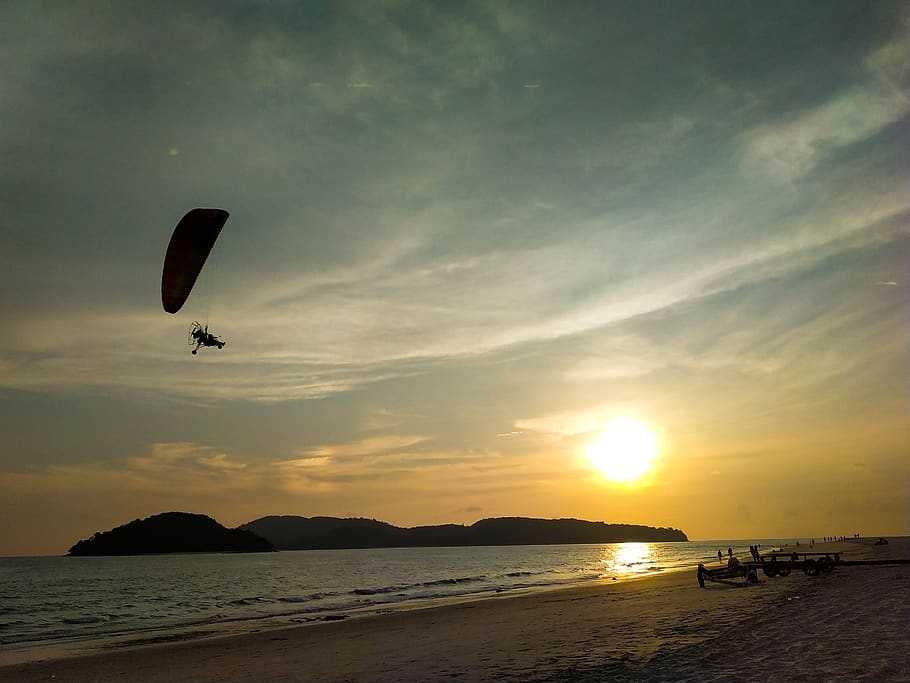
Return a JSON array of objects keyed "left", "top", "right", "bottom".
[{"left": 586, "top": 418, "right": 658, "bottom": 483}]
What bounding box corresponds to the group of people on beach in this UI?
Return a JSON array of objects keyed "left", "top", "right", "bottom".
[
  {"left": 714, "top": 536, "right": 864, "bottom": 569},
  {"left": 716, "top": 545, "right": 763, "bottom": 566}
]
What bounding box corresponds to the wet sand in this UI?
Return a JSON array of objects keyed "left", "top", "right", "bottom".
[{"left": 2, "top": 539, "right": 907, "bottom": 682}]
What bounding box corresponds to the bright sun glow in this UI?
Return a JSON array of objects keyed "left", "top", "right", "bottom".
[{"left": 586, "top": 418, "right": 658, "bottom": 483}]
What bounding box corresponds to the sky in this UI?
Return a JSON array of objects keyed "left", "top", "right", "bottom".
[{"left": 2, "top": 1, "right": 909, "bottom": 555}]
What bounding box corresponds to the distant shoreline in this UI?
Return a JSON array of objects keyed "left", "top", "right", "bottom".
[
  {"left": 63, "top": 538, "right": 692, "bottom": 558},
  {"left": 3, "top": 535, "right": 903, "bottom": 560},
  {"left": 3, "top": 535, "right": 901, "bottom": 560}
]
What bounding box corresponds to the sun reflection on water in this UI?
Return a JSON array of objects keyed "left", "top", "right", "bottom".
[{"left": 605, "top": 542, "right": 658, "bottom": 576}]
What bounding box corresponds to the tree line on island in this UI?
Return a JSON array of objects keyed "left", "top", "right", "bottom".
[{"left": 68, "top": 512, "right": 688, "bottom": 556}]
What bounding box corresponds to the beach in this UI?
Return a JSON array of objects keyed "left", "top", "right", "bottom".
[{"left": 2, "top": 539, "right": 907, "bottom": 682}]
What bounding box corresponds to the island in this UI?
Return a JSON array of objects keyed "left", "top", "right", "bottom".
[
  {"left": 68, "top": 512, "right": 273, "bottom": 556},
  {"left": 67, "top": 514, "right": 686, "bottom": 556},
  {"left": 241, "top": 516, "right": 688, "bottom": 550}
]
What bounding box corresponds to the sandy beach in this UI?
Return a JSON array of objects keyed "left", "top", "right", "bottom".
[{"left": 2, "top": 539, "right": 907, "bottom": 682}]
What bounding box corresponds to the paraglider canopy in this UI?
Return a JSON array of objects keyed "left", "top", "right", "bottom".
[{"left": 161, "top": 208, "right": 228, "bottom": 314}]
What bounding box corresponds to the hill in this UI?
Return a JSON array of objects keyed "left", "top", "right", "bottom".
[
  {"left": 68, "top": 512, "right": 273, "bottom": 556},
  {"left": 241, "top": 516, "right": 687, "bottom": 550}
]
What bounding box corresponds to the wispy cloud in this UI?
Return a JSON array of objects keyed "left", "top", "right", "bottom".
[
  {"left": 742, "top": 85, "right": 908, "bottom": 182},
  {"left": 742, "top": 35, "right": 910, "bottom": 182},
  {"left": 294, "top": 435, "right": 430, "bottom": 461}
]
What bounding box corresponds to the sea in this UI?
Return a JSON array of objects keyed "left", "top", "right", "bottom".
[{"left": 0, "top": 539, "right": 795, "bottom": 662}]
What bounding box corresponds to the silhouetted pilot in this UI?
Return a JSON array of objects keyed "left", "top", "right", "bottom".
[{"left": 190, "top": 324, "right": 224, "bottom": 354}]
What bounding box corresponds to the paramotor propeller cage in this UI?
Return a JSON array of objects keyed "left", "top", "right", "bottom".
[{"left": 188, "top": 321, "right": 204, "bottom": 348}]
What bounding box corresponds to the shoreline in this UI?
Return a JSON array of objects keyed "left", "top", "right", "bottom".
[
  {"left": 0, "top": 566, "right": 744, "bottom": 679},
  {"left": 0, "top": 539, "right": 910, "bottom": 682},
  {"left": 0, "top": 554, "right": 694, "bottom": 667},
  {"left": 5, "top": 539, "right": 907, "bottom": 681}
]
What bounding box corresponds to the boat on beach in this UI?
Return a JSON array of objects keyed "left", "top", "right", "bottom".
[{"left": 697, "top": 548, "right": 910, "bottom": 587}]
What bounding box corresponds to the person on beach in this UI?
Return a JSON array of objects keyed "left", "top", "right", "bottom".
[
  {"left": 718, "top": 550, "right": 723, "bottom": 564},
  {"left": 727, "top": 546, "right": 733, "bottom": 560}
]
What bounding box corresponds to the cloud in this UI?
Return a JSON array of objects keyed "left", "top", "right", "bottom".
[
  {"left": 742, "top": 34, "right": 910, "bottom": 182},
  {"left": 1, "top": 3, "right": 907, "bottom": 404},
  {"left": 2, "top": 197, "right": 906, "bottom": 401},
  {"left": 0, "top": 434, "right": 510, "bottom": 502},
  {"left": 0, "top": 432, "right": 565, "bottom": 553},
  {"left": 293, "top": 435, "right": 430, "bottom": 461},
  {"left": 743, "top": 84, "right": 907, "bottom": 181},
  {"left": 360, "top": 408, "right": 423, "bottom": 431},
  {"left": 516, "top": 409, "right": 610, "bottom": 438}
]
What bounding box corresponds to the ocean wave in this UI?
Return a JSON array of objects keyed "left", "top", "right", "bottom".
[
  {"left": 62, "top": 616, "right": 106, "bottom": 625},
  {"left": 502, "top": 572, "right": 604, "bottom": 592},
  {"left": 278, "top": 593, "right": 332, "bottom": 603},
  {"left": 292, "top": 614, "right": 348, "bottom": 623},
  {"left": 351, "top": 585, "right": 410, "bottom": 596},
  {"left": 352, "top": 575, "right": 488, "bottom": 597},
  {"left": 420, "top": 575, "right": 486, "bottom": 588},
  {"left": 226, "top": 597, "right": 273, "bottom": 606}
]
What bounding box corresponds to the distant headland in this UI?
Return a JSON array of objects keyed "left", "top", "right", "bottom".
[
  {"left": 68, "top": 512, "right": 687, "bottom": 556},
  {"left": 242, "top": 516, "right": 688, "bottom": 550}
]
